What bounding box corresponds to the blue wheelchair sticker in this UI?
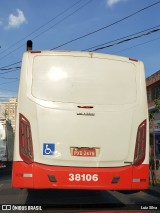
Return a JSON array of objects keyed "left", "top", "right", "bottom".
[{"left": 43, "top": 144, "right": 55, "bottom": 155}]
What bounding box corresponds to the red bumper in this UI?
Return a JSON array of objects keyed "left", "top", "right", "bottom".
[{"left": 12, "top": 162, "right": 149, "bottom": 190}]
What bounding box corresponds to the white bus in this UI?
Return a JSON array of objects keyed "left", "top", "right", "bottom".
[{"left": 12, "top": 50, "right": 149, "bottom": 190}]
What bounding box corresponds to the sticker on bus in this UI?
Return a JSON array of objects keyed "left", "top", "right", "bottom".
[{"left": 43, "top": 144, "right": 55, "bottom": 155}]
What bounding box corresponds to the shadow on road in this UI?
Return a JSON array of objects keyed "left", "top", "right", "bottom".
[
  {"left": 26, "top": 189, "right": 126, "bottom": 210},
  {"left": 143, "top": 188, "right": 160, "bottom": 199},
  {"left": 0, "top": 163, "right": 12, "bottom": 181}
]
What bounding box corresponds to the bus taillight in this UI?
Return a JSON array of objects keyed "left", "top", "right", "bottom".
[
  {"left": 19, "top": 114, "right": 34, "bottom": 164},
  {"left": 133, "top": 120, "right": 146, "bottom": 166}
]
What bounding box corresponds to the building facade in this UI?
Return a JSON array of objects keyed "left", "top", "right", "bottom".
[
  {"left": 0, "top": 98, "right": 17, "bottom": 131},
  {"left": 146, "top": 70, "right": 160, "bottom": 160},
  {"left": 146, "top": 70, "right": 160, "bottom": 110}
]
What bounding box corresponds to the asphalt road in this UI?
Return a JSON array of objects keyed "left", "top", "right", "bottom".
[{"left": 0, "top": 168, "right": 160, "bottom": 213}]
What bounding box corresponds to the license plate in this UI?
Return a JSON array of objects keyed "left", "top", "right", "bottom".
[{"left": 72, "top": 148, "right": 96, "bottom": 157}]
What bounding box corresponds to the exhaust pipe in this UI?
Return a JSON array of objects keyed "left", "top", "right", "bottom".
[{"left": 26, "top": 40, "right": 32, "bottom": 51}]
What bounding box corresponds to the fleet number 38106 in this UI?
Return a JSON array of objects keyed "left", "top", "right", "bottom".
[{"left": 68, "top": 173, "right": 98, "bottom": 182}]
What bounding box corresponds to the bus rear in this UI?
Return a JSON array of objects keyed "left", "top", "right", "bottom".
[{"left": 12, "top": 51, "right": 149, "bottom": 190}]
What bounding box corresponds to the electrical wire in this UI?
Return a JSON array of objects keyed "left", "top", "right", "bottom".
[
  {"left": 83, "top": 24, "right": 160, "bottom": 51},
  {"left": 51, "top": 0, "right": 160, "bottom": 50},
  {"left": 0, "top": 66, "right": 21, "bottom": 71},
  {"left": 1, "top": 0, "right": 159, "bottom": 69},
  {"left": 0, "top": 61, "right": 21, "bottom": 70},
  {"left": 0, "top": 0, "right": 92, "bottom": 61},
  {"left": 1, "top": 27, "right": 160, "bottom": 72},
  {"left": 0, "top": 69, "right": 20, "bottom": 75},
  {"left": 112, "top": 37, "right": 160, "bottom": 54},
  {"left": 31, "top": 0, "right": 92, "bottom": 41},
  {"left": 1, "top": 25, "right": 160, "bottom": 71},
  {"left": 92, "top": 28, "right": 160, "bottom": 51},
  {"left": 0, "top": 0, "right": 83, "bottom": 57}
]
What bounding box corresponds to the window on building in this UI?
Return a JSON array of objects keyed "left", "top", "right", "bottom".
[
  {"left": 147, "top": 89, "right": 151, "bottom": 103},
  {"left": 151, "top": 85, "right": 160, "bottom": 101}
]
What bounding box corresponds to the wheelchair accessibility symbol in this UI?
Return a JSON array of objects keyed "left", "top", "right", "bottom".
[{"left": 43, "top": 144, "right": 55, "bottom": 155}]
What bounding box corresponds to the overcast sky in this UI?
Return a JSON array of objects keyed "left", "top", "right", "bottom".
[{"left": 0, "top": 0, "right": 160, "bottom": 99}]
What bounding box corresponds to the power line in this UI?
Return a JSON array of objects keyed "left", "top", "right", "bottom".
[
  {"left": 0, "top": 61, "right": 21, "bottom": 70},
  {"left": 0, "top": 31, "right": 159, "bottom": 92},
  {"left": 1, "top": 27, "right": 160, "bottom": 72},
  {"left": 0, "top": 0, "right": 83, "bottom": 57},
  {"left": 92, "top": 28, "right": 160, "bottom": 51},
  {"left": 113, "top": 37, "right": 160, "bottom": 54},
  {"left": 0, "top": 66, "right": 21, "bottom": 71},
  {"left": 51, "top": 0, "right": 160, "bottom": 50},
  {"left": 0, "top": 0, "right": 92, "bottom": 61},
  {"left": 83, "top": 24, "right": 160, "bottom": 51},
  {"left": 0, "top": 69, "right": 20, "bottom": 75},
  {"left": 31, "top": 0, "right": 92, "bottom": 41},
  {"left": 1, "top": 0, "right": 160, "bottom": 70},
  {"left": 0, "top": 27, "right": 159, "bottom": 72}
]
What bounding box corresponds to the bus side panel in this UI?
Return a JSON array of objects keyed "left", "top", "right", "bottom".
[
  {"left": 131, "top": 164, "right": 149, "bottom": 190},
  {"left": 12, "top": 162, "right": 33, "bottom": 188}
]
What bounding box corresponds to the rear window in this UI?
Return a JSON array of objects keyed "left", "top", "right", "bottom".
[{"left": 31, "top": 55, "right": 137, "bottom": 105}]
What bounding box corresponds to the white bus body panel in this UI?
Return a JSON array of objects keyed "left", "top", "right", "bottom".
[{"left": 13, "top": 51, "right": 149, "bottom": 168}]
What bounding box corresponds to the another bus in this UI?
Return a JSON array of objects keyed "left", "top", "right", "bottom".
[
  {"left": 0, "top": 117, "right": 13, "bottom": 169},
  {"left": 12, "top": 50, "right": 149, "bottom": 190}
]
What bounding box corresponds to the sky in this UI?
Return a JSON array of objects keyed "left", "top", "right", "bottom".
[{"left": 0, "top": 0, "right": 160, "bottom": 100}]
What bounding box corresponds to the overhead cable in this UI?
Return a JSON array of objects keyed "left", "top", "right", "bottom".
[
  {"left": 0, "top": 0, "right": 83, "bottom": 57},
  {"left": 83, "top": 24, "right": 160, "bottom": 51},
  {"left": 51, "top": 0, "right": 160, "bottom": 50},
  {"left": 0, "top": 61, "right": 21, "bottom": 70},
  {"left": 1, "top": 0, "right": 160, "bottom": 70},
  {"left": 92, "top": 28, "right": 160, "bottom": 51},
  {"left": 0, "top": 69, "right": 20, "bottom": 75},
  {"left": 0, "top": 0, "right": 92, "bottom": 61},
  {"left": 113, "top": 37, "right": 160, "bottom": 54}
]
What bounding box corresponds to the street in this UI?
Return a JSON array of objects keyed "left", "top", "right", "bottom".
[{"left": 0, "top": 168, "right": 160, "bottom": 212}]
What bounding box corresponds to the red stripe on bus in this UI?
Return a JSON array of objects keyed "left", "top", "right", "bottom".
[{"left": 12, "top": 162, "right": 149, "bottom": 190}]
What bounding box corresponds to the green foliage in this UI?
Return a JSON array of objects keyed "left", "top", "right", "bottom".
[
  {"left": 149, "top": 98, "right": 160, "bottom": 122},
  {"left": 154, "top": 98, "right": 160, "bottom": 112},
  {"left": 149, "top": 112, "right": 154, "bottom": 121}
]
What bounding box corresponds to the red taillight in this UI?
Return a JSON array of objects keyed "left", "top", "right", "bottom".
[
  {"left": 129, "top": 58, "right": 138, "bottom": 62},
  {"left": 19, "top": 114, "right": 34, "bottom": 164},
  {"left": 133, "top": 120, "right": 146, "bottom": 166},
  {"left": 31, "top": 51, "right": 41, "bottom": 53}
]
